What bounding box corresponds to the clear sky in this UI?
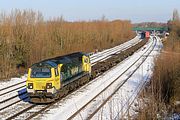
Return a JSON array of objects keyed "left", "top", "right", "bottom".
[{"left": 0, "top": 0, "right": 180, "bottom": 23}]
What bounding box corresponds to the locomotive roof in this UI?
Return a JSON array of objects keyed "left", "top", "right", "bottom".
[
  {"left": 31, "top": 52, "right": 87, "bottom": 68},
  {"left": 31, "top": 61, "right": 57, "bottom": 68}
]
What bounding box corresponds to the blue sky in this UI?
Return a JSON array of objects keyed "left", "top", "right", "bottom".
[{"left": 0, "top": 0, "right": 180, "bottom": 23}]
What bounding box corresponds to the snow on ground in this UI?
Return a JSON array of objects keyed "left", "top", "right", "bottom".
[
  {"left": 121, "top": 37, "right": 163, "bottom": 119},
  {"left": 34, "top": 37, "right": 158, "bottom": 120},
  {"left": 91, "top": 36, "right": 141, "bottom": 64},
  {"left": 0, "top": 35, "right": 142, "bottom": 120},
  {"left": 0, "top": 75, "right": 27, "bottom": 90},
  {"left": 90, "top": 36, "right": 140, "bottom": 58},
  {"left": 91, "top": 36, "right": 163, "bottom": 120},
  {"left": 0, "top": 36, "right": 141, "bottom": 110},
  {"left": 0, "top": 100, "right": 30, "bottom": 119}
]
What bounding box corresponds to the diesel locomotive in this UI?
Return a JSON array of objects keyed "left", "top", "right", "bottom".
[{"left": 26, "top": 52, "right": 91, "bottom": 103}]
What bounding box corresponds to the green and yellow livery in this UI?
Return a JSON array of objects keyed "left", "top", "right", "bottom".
[{"left": 26, "top": 52, "right": 91, "bottom": 103}]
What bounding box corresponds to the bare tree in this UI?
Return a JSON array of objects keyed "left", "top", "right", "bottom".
[
  {"left": 0, "top": 10, "right": 135, "bottom": 79},
  {"left": 173, "top": 9, "right": 179, "bottom": 21}
]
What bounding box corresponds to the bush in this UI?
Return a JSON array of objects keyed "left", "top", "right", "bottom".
[{"left": 136, "top": 20, "right": 180, "bottom": 120}]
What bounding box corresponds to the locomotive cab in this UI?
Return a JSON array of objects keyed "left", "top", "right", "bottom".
[{"left": 26, "top": 61, "right": 61, "bottom": 103}]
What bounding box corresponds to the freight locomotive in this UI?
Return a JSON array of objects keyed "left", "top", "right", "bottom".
[{"left": 26, "top": 52, "right": 91, "bottom": 103}]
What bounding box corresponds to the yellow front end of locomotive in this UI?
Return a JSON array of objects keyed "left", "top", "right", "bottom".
[{"left": 26, "top": 67, "right": 61, "bottom": 95}]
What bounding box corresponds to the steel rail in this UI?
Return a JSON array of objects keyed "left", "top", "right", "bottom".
[{"left": 67, "top": 38, "right": 156, "bottom": 120}]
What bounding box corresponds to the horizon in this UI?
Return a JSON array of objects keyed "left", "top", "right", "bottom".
[{"left": 0, "top": 0, "right": 180, "bottom": 23}]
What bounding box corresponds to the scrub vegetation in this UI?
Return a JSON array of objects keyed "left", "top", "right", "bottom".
[
  {"left": 136, "top": 19, "right": 180, "bottom": 119},
  {"left": 0, "top": 10, "right": 135, "bottom": 79}
]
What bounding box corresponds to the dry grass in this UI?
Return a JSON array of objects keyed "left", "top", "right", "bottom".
[
  {"left": 136, "top": 20, "right": 180, "bottom": 120},
  {"left": 0, "top": 10, "right": 135, "bottom": 79}
]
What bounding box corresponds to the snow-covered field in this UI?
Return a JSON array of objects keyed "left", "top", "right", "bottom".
[{"left": 0, "top": 36, "right": 144, "bottom": 119}]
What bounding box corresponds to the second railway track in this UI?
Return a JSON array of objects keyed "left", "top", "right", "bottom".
[{"left": 67, "top": 37, "right": 157, "bottom": 120}]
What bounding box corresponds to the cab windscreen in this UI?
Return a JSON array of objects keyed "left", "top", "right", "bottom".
[{"left": 31, "top": 67, "right": 51, "bottom": 78}]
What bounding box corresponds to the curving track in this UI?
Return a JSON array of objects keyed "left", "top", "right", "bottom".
[
  {"left": 0, "top": 36, "right": 149, "bottom": 120},
  {"left": 36, "top": 36, "right": 161, "bottom": 120},
  {"left": 25, "top": 36, "right": 158, "bottom": 120},
  {"left": 66, "top": 36, "right": 157, "bottom": 120}
]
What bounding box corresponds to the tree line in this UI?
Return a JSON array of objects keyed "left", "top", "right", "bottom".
[{"left": 0, "top": 10, "right": 135, "bottom": 79}]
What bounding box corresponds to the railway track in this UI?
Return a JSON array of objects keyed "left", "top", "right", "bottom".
[
  {"left": 0, "top": 81, "right": 26, "bottom": 92},
  {"left": 66, "top": 37, "right": 157, "bottom": 120},
  {"left": 0, "top": 36, "right": 147, "bottom": 120},
  {"left": 3, "top": 38, "right": 151, "bottom": 120},
  {"left": 118, "top": 75, "right": 151, "bottom": 119},
  {"left": 91, "top": 37, "right": 142, "bottom": 65},
  {"left": 90, "top": 36, "right": 140, "bottom": 60},
  {"left": 88, "top": 39, "right": 157, "bottom": 120},
  {"left": 118, "top": 37, "right": 162, "bottom": 119},
  {"left": 0, "top": 36, "right": 141, "bottom": 96},
  {"left": 0, "top": 37, "right": 143, "bottom": 109}
]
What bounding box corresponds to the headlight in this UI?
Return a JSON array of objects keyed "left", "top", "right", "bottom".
[
  {"left": 46, "top": 83, "right": 52, "bottom": 89},
  {"left": 28, "top": 83, "right": 33, "bottom": 89}
]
